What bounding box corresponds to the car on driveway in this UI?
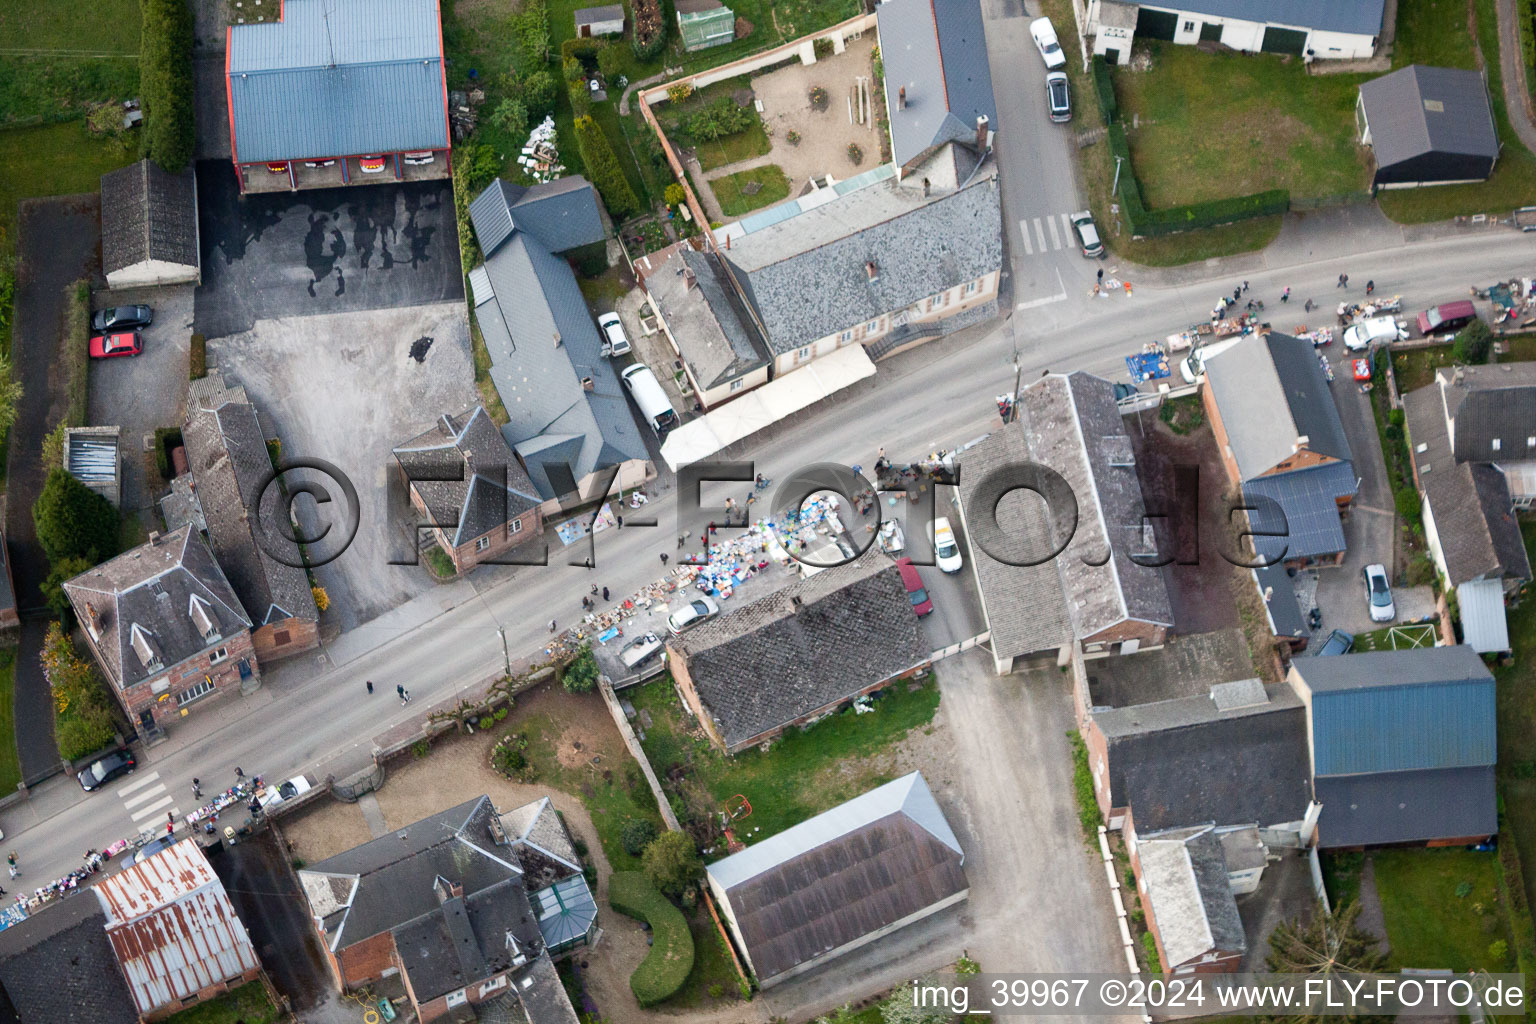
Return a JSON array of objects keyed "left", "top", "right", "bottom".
[
  {"left": 933, "top": 517, "right": 963, "bottom": 573},
  {"left": 1416, "top": 300, "right": 1477, "bottom": 336},
  {"left": 1343, "top": 316, "right": 1408, "bottom": 351},
  {"left": 91, "top": 305, "right": 153, "bottom": 332},
  {"left": 597, "top": 312, "right": 631, "bottom": 357},
  {"left": 1030, "top": 17, "right": 1066, "bottom": 68},
  {"left": 1316, "top": 629, "right": 1354, "bottom": 656},
  {"left": 1046, "top": 71, "right": 1071, "bottom": 122},
  {"left": 89, "top": 331, "right": 143, "bottom": 358},
  {"left": 1363, "top": 563, "right": 1395, "bottom": 622},
  {"left": 668, "top": 594, "right": 720, "bottom": 636},
  {"left": 896, "top": 557, "right": 933, "bottom": 617},
  {"left": 79, "top": 747, "right": 137, "bottom": 792},
  {"left": 1069, "top": 211, "right": 1104, "bottom": 258}
]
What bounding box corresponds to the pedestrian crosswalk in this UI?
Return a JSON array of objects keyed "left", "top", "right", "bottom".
[
  {"left": 116, "top": 771, "right": 179, "bottom": 825},
  {"left": 1018, "top": 213, "right": 1078, "bottom": 257}
]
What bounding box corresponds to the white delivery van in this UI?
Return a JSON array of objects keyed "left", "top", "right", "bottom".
[{"left": 621, "top": 363, "right": 679, "bottom": 436}]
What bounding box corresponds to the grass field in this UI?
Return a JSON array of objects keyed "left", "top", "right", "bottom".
[
  {"left": 1349, "top": 623, "right": 1438, "bottom": 652},
  {"left": 0, "top": 122, "right": 136, "bottom": 260},
  {"left": 709, "top": 164, "right": 789, "bottom": 215},
  {"left": 668, "top": 907, "right": 747, "bottom": 1007},
  {"left": 163, "top": 982, "right": 280, "bottom": 1024},
  {"left": 1373, "top": 848, "right": 1516, "bottom": 972},
  {"left": 627, "top": 672, "right": 940, "bottom": 851},
  {"left": 0, "top": 652, "right": 19, "bottom": 798},
  {"left": 0, "top": 0, "right": 140, "bottom": 127},
  {"left": 1113, "top": 43, "right": 1370, "bottom": 207}
]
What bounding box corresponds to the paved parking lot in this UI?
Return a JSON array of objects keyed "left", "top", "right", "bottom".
[
  {"left": 194, "top": 164, "right": 463, "bottom": 339},
  {"left": 208, "top": 301, "right": 479, "bottom": 632},
  {"left": 87, "top": 284, "right": 194, "bottom": 516}
]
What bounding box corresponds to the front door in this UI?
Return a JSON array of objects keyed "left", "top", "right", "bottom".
[{"left": 1104, "top": 47, "right": 1121, "bottom": 64}]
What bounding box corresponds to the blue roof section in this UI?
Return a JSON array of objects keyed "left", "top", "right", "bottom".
[
  {"left": 1158, "top": 0, "right": 1387, "bottom": 36},
  {"left": 877, "top": 0, "right": 997, "bottom": 167},
  {"left": 227, "top": 0, "right": 447, "bottom": 163},
  {"left": 1245, "top": 461, "right": 1356, "bottom": 562}
]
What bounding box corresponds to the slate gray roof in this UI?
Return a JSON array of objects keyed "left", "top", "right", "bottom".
[
  {"left": 1147, "top": 0, "right": 1386, "bottom": 35},
  {"left": 645, "top": 246, "right": 770, "bottom": 391},
  {"left": 1244, "top": 460, "right": 1356, "bottom": 563},
  {"left": 670, "top": 555, "right": 930, "bottom": 749},
  {"left": 469, "top": 176, "right": 607, "bottom": 257},
  {"left": 721, "top": 172, "right": 1002, "bottom": 354},
  {"left": 1093, "top": 682, "right": 1313, "bottom": 831},
  {"left": 1290, "top": 646, "right": 1495, "bottom": 776},
  {"left": 708, "top": 773, "right": 966, "bottom": 983},
  {"left": 877, "top": 0, "right": 997, "bottom": 168},
  {"left": 1203, "top": 332, "right": 1351, "bottom": 480},
  {"left": 100, "top": 160, "right": 198, "bottom": 275},
  {"left": 1315, "top": 766, "right": 1496, "bottom": 847},
  {"left": 1136, "top": 827, "right": 1245, "bottom": 968},
  {"left": 499, "top": 797, "right": 583, "bottom": 891},
  {"left": 394, "top": 407, "right": 541, "bottom": 547},
  {"left": 183, "top": 375, "right": 318, "bottom": 626},
  {"left": 955, "top": 423, "right": 1073, "bottom": 662},
  {"left": 63, "top": 527, "right": 251, "bottom": 690},
  {"left": 468, "top": 180, "right": 647, "bottom": 503},
  {"left": 1254, "top": 563, "right": 1307, "bottom": 640},
  {"left": 226, "top": 0, "right": 448, "bottom": 164},
  {"left": 0, "top": 896, "right": 137, "bottom": 1024},
  {"left": 574, "top": 4, "right": 624, "bottom": 24},
  {"left": 1359, "top": 66, "right": 1499, "bottom": 171},
  {"left": 393, "top": 884, "right": 540, "bottom": 1003},
  {"left": 1442, "top": 362, "right": 1536, "bottom": 462}
]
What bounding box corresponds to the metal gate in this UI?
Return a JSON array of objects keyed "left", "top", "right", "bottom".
[
  {"left": 1135, "top": 7, "right": 1177, "bottom": 40},
  {"left": 1261, "top": 25, "right": 1307, "bottom": 54}
]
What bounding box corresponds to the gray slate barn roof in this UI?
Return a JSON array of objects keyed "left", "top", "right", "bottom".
[
  {"left": 1359, "top": 66, "right": 1499, "bottom": 172},
  {"left": 393, "top": 407, "right": 542, "bottom": 547},
  {"left": 721, "top": 173, "right": 1002, "bottom": 354},
  {"left": 0, "top": 895, "right": 138, "bottom": 1024},
  {"left": 1136, "top": 826, "right": 1245, "bottom": 968},
  {"left": 708, "top": 772, "right": 966, "bottom": 984},
  {"left": 670, "top": 556, "right": 930, "bottom": 750},
  {"left": 226, "top": 0, "right": 449, "bottom": 164},
  {"left": 469, "top": 177, "right": 607, "bottom": 257},
  {"left": 1314, "top": 766, "right": 1496, "bottom": 847},
  {"left": 62, "top": 527, "right": 251, "bottom": 690},
  {"left": 1439, "top": 362, "right": 1536, "bottom": 463},
  {"left": 1244, "top": 460, "right": 1357, "bottom": 563},
  {"left": 1152, "top": 0, "right": 1387, "bottom": 35},
  {"left": 466, "top": 178, "right": 646, "bottom": 502},
  {"left": 877, "top": 0, "right": 997, "bottom": 168},
  {"left": 100, "top": 160, "right": 198, "bottom": 276},
  {"left": 1093, "top": 681, "right": 1313, "bottom": 831},
  {"left": 182, "top": 375, "right": 318, "bottom": 626},
  {"left": 644, "top": 246, "right": 770, "bottom": 391}
]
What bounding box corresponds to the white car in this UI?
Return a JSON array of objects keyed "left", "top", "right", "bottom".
[
  {"left": 259, "top": 776, "right": 313, "bottom": 810},
  {"left": 1363, "top": 563, "right": 1395, "bottom": 623},
  {"left": 1031, "top": 17, "right": 1066, "bottom": 69},
  {"left": 932, "top": 517, "right": 963, "bottom": 573},
  {"left": 1179, "top": 335, "right": 1244, "bottom": 384},
  {"left": 1069, "top": 211, "right": 1103, "bottom": 258},
  {"left": 598, "top": 312, "right": 631, "bottom": 357},
  {"left": 1343, "top": 316, "right": 1408, "bottom": 352},
  {"left": 668, "top": 594, "right": 719, "bottom": 636}
]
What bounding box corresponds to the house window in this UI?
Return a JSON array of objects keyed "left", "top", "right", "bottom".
[
  {"left": 839, "top": 329, "right": 853, "bottom": 343},
  {"left": 209, "top": 646, "right": 228, "bottom": 665},
  {"left": 796, "top": 346, "right": 812, "bottom": 361},
  {"left": 729, "top": 378, "right": 745, "bottom": 392},
  {"left": 866, "top": 319, "right": 880, "bottom": 332},
  {"left": 934, "top": 290, "right": 949, "bottom": 309},
  {"left": 1183, "top": 20, "right": 1194, "bottom": 31},
  {"left": 445, "top": 989, "right": 468, "bottom": 1009},
  {"left": 476, "top": 536, "right": 492, "bottom": 551},
  {"left": 510, "top": 518, "right": 522, "bottom": 534},
  {"left": 178, "top": 678, "right": 215, "bottom": 706},
  {"left": 963, "top": 280, "right": 979, "bottom": 296}
]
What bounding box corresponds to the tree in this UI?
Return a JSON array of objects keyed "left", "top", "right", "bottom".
[
  {"left": 621, "top": 817, "right": 658, "bottom": 856},
  {"left": 1453, "top": 318, "right": 1493, "bottom": 364},
  {"left": 641, "top": 830, "right": 702, "bottom": 897},
  {"left": 596, "top": 42, "right": 624, "bottom": 79},
  {"left": 521, "top": 69, "right": 559, "bottom": 117},
  {"left": 33, "top": 467, "right": 119, "bottom": 567},
  {"left": 573, "top": 116, "right": 638, "bottom": 218},
  {"left": 1264, "top": 901, "right": 1390, "bottom": 1024},
  {"left": 140, "top": 0, "right": 197, "bottom": 172},
  {"left": 491, "top": 98, "right": 530, "bottom": 143},
  {"left": 41, "top": 420, "right": 66, "bottom": 471},
  {"left": 663, "top": 183, "right": 687, "bottom": 209},
  {"left": 562, "top": 645, "right": 599, "bottom": 693},
  {"left": 0, "top": 352, "right": 21, "bottom": 437},
  {"left": 42, "top": 555, "right": 92, "bottom": 623},
  {"left": 880, "top": 981, "right": 955, "bottom": 1024}
]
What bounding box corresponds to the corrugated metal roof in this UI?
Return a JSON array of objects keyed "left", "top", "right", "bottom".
[
  {"left": 227, "top": 0, "right": 447, "bottom": 163},
  {"left": 1315, "top": 765, "right": 1496, "bottom": 847},
  {"left": 94, "top": 840, "right": 260, "bottom": 1015},
  {"left": 1458, "top": 578, "right": 1511, "bottom": 653}
]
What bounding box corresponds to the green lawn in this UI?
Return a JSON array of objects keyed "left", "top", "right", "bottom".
[
  {"left": 0, "top": 122, "right": 136, "bottom": 260},
  {"left": 1394, "top": 0, "right": 1481, "bottom": 70},
  {"left": 0, "top": 652, "right": 19, "bottom": 798},
  {"left": 1113, "top": 43, "right": 1369, "bottom": 207},
  {"left": 627, "top": 672, "right": 941, "bottom": 851},
  {"left": 708, "top": 164, "right": 789, "bottom": 215},
  {"left": 1350, "top": 623, "right": 1438, "bottom": 652},
  {"left": 694, "top": 122, "right": 771, "bottom": 171},
  {"left": 0, "top": 0, "right": 140, "bottom": 127},
  {"left": 671, "top": 0, "right": 861, "bottom": 74},
  {"left": 1392, "top": 344, "right": 1456, "bottom": 394},
  {"left": 1373, "top": 848, "right": 1516, "bottom": 973},
  {"left": 669, "top": 906, "right": 748, "bottom": 1007},
  {"left": 1496, "top": 523, "right": 1536, "bottom": 902},
  {"left": 1379, "top": 0, "right": 1536, "bottom": 223},
  {"left": 163, "top": 982, "right": 280, "bottom": 1024}
]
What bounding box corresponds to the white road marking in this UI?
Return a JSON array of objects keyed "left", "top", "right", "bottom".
[
  {"left": 115, "top": 771, "right": 160, "bottom": 797},
  {"left": 1033, "top": 218, "right": 1047, "bottom": 251},
  {"left": 1061, "top": 213, "right": 1075, "bottom": 246},
  {"left": 1046, "top": 214, "right": 1063, "bottom": 250},
  {"left": 122, "top": 783, "right": 169, "bottom": 809},
  {"left": 129, "top": 795, "right": 175, "bottom": 821},
  {"left": 1014, "top": 267, "right": 1070, "bottom": 310},
  {"left": 1019, "top": 219, "right": 1034, "bottom": 255}
]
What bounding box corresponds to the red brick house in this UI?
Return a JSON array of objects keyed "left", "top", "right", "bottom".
[
  {"left": 64, "top": 527, "right": 258, "bottom": 742},
  {"left": 393, "top": 407, "right": 545, "bottom": 574}
]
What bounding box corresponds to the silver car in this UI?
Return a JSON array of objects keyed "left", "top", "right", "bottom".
[
  {"left": 598, "top": 312, "right": 631, "bottom": 357},
  {"left": 667, "top": 594, "right": 719, "bottom": 636},
  {"left": 1046, "top": 72, "right": 1071, "bottom": 123}
]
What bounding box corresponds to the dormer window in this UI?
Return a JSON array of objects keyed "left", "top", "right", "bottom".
[
  {"left": 188, "top": 593, "right": 219, "bottom": 642},
  {"left": 1492, "top": 438, "right": 1502, "bottom": 451},
  {"left": 129, "top": 622, "right": 162, "bottom": 670}
]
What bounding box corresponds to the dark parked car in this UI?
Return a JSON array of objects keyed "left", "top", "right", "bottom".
[
  {"left": 1316, "top": 629, "right": 1354, "bottom": 656},
  {"left": 79, "top": 748, "right": 137, "bottom": 792},
  {"left": 91, "top": 305, "right": 153, "bottom": 332},
  {"left": 1416, "top": 300, "right": 1477, "bottom": 336}
]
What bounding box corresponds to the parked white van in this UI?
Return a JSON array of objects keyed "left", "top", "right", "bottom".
[
  {"left": 621, "top": 363, "right": 679, "bottom": 436},
  {"left": 1179, "top": 336, "right": 1244, "bottom": 384}
]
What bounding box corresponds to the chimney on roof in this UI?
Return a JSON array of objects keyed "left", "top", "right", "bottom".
[
  {"left": 553, "top": 331, "right": 562, "bottom": 348},
  {"left": 148, "top": 531, "right": 160, "bottom": 546},
  {"left": 922, "top": 177, "right": 931, "bottom": 197},
  {"left": 790, "top": 594, "right": 803, "bottom": 613},
  {"left": 865, "top": 260, "right": 879, "bottom": 281},
  {"left": 975, "top": 114, "right": 990, "bottom": 152},
  {"left": 581, "top": 376, "right": 595, "bottom": 392},
  {"left": 1294, "top": 435, "right": 1309, "bottom": 451},
  {"left": 684, "top": 267, "right": 697, "bottom": 289},
  {"left": 434, "top": 877, "right": 464, "bottom": 903},
  {"left": 898, "top": 86, "right": 906, "bottom": 110},
  {"left": 86, "top": 604, "right": 103, "bottom": 642}
]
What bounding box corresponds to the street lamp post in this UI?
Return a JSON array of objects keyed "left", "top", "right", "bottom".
[{"left": 497, "top": 626, "right": 511, "bottom": 678}]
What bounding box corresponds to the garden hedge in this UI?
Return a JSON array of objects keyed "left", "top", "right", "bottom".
[
  {"left": 1090, "top": 55, "right": 1118, "bottom": 124},
  {"left": 140, "top": 0, "right": 197, "bottom": 173},
  {"left": 1494, "top": 827, "right": 1536, "bottom": 1016},
  {"left": 631, "top": 0, "right": 667, "bottom": 61},
  {"left": 574, "top": 115, "right": 639, "bottom": 218},
  {"left": 1106, "top": 123, "right": 1287, "bottom": 237},
  {"left": 607, "top": 871, "right": 694, "bottom": 1006}
]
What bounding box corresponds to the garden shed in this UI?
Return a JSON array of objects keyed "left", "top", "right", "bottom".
[
  {"left": 677, "top": 0, "right": 735, "bottom": 50},
  {"left": 574, "top": 5, "right": 624, "bottom": 37},
  {"left": 1357, "top": 65, "right": 1499, "bottom": 188}
]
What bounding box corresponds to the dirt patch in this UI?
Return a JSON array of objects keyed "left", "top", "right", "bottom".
[{"left": 280, "top": 800, "right": 373, "bottom": 865}]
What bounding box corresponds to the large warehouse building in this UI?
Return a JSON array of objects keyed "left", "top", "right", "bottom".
[{"left": 226, "top": 0, "right": 451, "bottom": 193}]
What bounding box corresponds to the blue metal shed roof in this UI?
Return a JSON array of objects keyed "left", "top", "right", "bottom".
[{"left": 227, "top": 0, "right": 448, "bottom": 163}]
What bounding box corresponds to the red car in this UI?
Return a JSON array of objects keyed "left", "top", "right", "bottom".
[
  {"left": 896, "top": 557, "right": 933, "bottom": 617},
  {"left": 89, "top": 331, "right": 142, "bottom": 358}
]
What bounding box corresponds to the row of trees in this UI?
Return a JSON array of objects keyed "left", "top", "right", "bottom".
[
  {"left": 574, "top": 115, "right": 639, "bottom": 218},
  {"left": 140, "top": 0, "right": 196, "bottom": 173}
]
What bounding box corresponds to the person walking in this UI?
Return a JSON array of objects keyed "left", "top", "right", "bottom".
[
  {"left": 1281, "top": 287, "right": 1290, "bottom": 303},
  {"left": 396, "top": 684, "right": 406, "bottom": 700},
  {"left": 1097, "top": 268, "right": 1104, "bottom": 283},
  {"left": 584, "top": 557, "right": 593, "bottom": 570},
  {"left": 602, "top": 586, "right": 610, "bottom": 601},
  {"left": 1304, "top": 298, "right": 1313, "bottom": 313},
  {"left": 1232, "top": 287, "right": 1241, "bottom": 304},
  {"left": 366, "top": 680, "right": 374, "bottom": 695},
  {"left": 8, "top": 853, "right": 18, "bottom": 879},
  {"left": 548, "top": 619, "right": 558, "bottom": 632},
  {"left": 1366, "top": 279, "right": 1375, "bottom": 295},
  {"left": 590, "top": 584, "right": 599, "bottom": 596},
  {"left": 677, "top": 533, "right": 686, "bottom": 548},
  {"left": 401, "top": 689, "right": 412, "bottom": 705},
  {"left": 660, "top": 552, "right": 669, "bottom": 565},
  {"left": 616, "top": 515, "right": 623, "bottom": 528},
  {"left": 1337, "top": 273, "right": 1348, "bottom": 288},
  {"left": 1242, "top": 280, "right": 1250, "bottom": 293},
  {"left": 234, "top": 766, "right": 244, "bottom": 780}
]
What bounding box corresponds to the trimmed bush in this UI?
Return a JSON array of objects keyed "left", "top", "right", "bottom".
[
  {"left": 64, "top": 280, "right": 90, "bottom": 427},
  {"left": 140, "top": 0, "right": 197, "bottom": 173},
  {"left": 559, "top": 37, "right": 605, "bottom": 63},
  {"left": 34, "top": 467, "right": 119, "bottom": 566},
  {"left": 1495, "top": 829, "right": 1536, "bottom": 990},
  {"left": 189, "top": 332, "right": 206, "bottom": 380},
  {"left": 642, "top": 829, "right": 702, "bottom": 896},
  {"left": 520, "top": 70, "right": 559, "bottom": 118},
  {"left": 153, "top": 426, "right": 183, "bottom": 480},
  {"left": 597, "top": 44, "right": 624, "bottom": 79},
  {"left": 1090, "top": 55, "right": 1118, "bottom": 124},
  {"left": 1453, "top": 318, "right": 1493, "bottom": 364},
  {"left": 608, "top": 872, "right": 694, "bottom": 1006},
  {"left": 631, "top": 0, "right": 667, "bottom": 60},
  {"left": 620, "top": 817, "right": 658, "bottom": 856},
  {"left": 574, "top": 115, "right": 639, "bottom": 217}
]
